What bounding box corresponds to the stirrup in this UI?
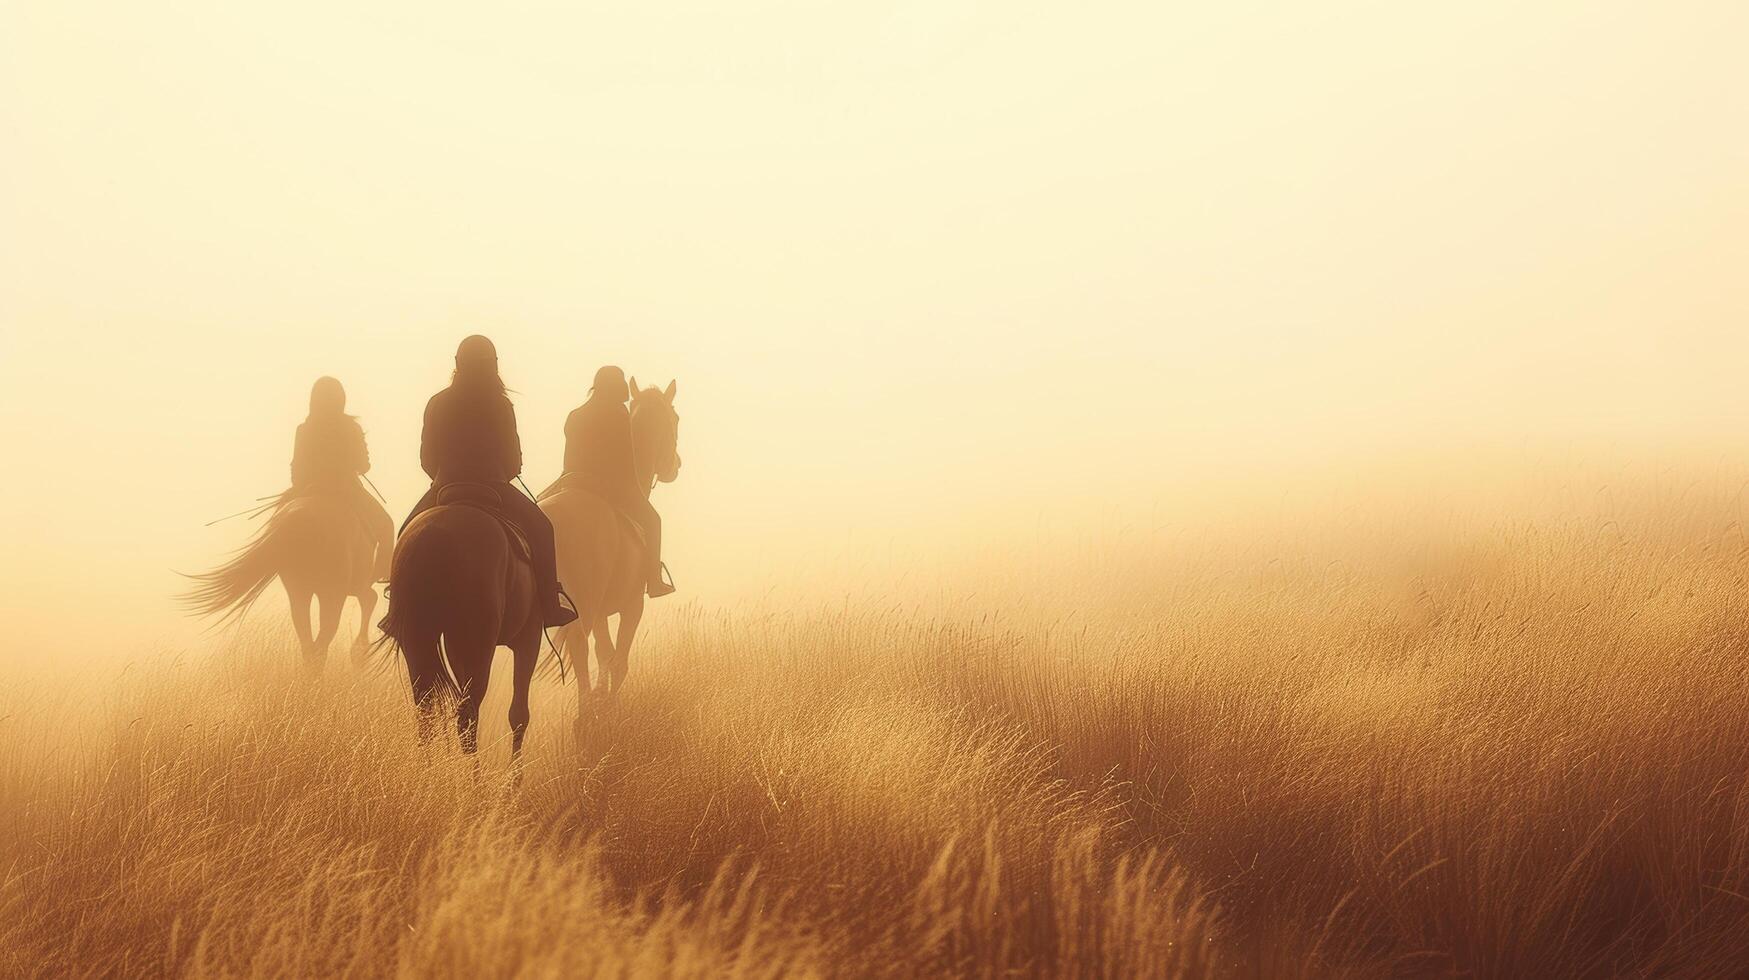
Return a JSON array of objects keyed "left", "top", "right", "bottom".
[
  {"left": 546, "top": 589, "right": 578, "bottom": 627},
  {"left": 647, "top": 562, "right": 676, "bottom": 598}
]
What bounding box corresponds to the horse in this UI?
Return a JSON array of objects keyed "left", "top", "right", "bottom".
[
  {"left": 540, "top": 378, "right": 681, "bottom": 734},
  {"left": 181, "top": 493, "right": 378, "bottom": 669},
  {"left": 375, "top": 485, "right": 544, "bottom": 756}
]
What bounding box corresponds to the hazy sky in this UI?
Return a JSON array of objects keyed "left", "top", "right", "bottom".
[{"left": 2, "top": 2, "right": 1747, "bottom": 653}]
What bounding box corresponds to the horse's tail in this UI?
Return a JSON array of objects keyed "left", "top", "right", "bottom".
[
  {"left": 372, "top": 517, "right": 460, "bottom": 698},
  {"left": 178, "top": 499, "right": 301, "bottom": 624}
]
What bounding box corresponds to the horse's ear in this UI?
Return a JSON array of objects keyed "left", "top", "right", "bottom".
[
  {"left": 628, "top": 375, "right": 639, "bottom": 396},
  {"left": 664, "top": 379, "right": 677, "bottom": 402}
]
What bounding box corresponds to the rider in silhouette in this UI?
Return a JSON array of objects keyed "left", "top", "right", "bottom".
[
  {"left": 291, "top": 376, "right": 393, "bottom": 581},
  {"left": 563, "top": 366, "right": 673, "bottom": 598},
  {"left": 405, "top": 335, "right": 577, "bottom": 627}
]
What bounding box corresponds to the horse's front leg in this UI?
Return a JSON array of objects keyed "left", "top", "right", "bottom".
[
  {"left": 609, "top": 601, "right": 644, "bottom": 696},
  {"left": 591, "top": 618, "right": 616, "bottom": 696},
  {"left": 574, "top": 617, "right": 615, "bottom": 754},
  {"left": 284, "top": 582, "right": 315, "bottom": 662},
  {"left": 550, "top": 622, "right": 590, "bottom": 745},
  {"left": 308, "top": 591, "right": 344, "bottom": 672},
  {"left": 350, "top": 588, "right": 378, "bottom": 667}
]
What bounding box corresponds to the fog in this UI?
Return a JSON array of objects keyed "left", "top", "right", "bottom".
[{"left": 2, "top": 1, "right": 1746, "bottom": 658}]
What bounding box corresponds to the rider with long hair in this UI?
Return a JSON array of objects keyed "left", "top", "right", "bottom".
[
  {"left": 291, "top": 376, "right": 393, "bottom": 581},
  {"left": 562, "top": 365, "right": 673, "bottom": 598},
  {"left": 405, "top": 335, "right": 576, "bottom": 626}
]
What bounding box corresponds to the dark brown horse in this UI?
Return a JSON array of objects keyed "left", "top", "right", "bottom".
[
  {"left": 181, "top": 494, "right": 378, "bottom": 669},
  {"left": 540, "top": 379, "right": 681, "bottom": 734},
  {"left": 376, "top": 485, "right": 543, "bottom": 755}
]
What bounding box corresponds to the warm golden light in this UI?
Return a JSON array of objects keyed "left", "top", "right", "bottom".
[
  {"left": 7, "top": 4, "right": 1749, "bottom": 974},
  {"left": 6, "top": 3, "right": 1748, "bottom": 656}
]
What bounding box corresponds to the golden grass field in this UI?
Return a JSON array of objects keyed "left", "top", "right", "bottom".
[{"left": 7, "top": 471, "right": 1749, "bottom": 977}]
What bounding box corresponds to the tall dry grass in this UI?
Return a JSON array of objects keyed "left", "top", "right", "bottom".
[{"left": 6, "top": 471, "right": 1749, "bottom": 976}]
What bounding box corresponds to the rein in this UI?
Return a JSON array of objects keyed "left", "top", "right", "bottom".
[
  {"left": 204, "top": 494, "right": 285, "bottom": 527},
  {"left": 362, "top": 474, "right": 392, "bottom": 508}
]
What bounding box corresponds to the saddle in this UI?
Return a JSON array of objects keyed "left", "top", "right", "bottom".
[
  {"left": 543, "top": 473, "right": 648, "bottom": 547},
  {"left": 436, "top": 483, "right": 532, "bottom": 563},
  {"left": 287, "top": 485, "right": 374, "bottom": 538}
]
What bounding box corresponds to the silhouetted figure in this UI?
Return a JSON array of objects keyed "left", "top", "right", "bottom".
[
  {"left": 291, "top": 377, "right": 393, "bottom": 581},
  {"left": 563, "top": 366, "right": 672, "bottom": 597},
  {"left": 538, "top": 372, "right": 681, "bottom": 712},
  {"left": 403, "top": 335, "right": 576, "bottom": 627},
  {"left": 182, "top": 375, "right": 384, "bottom": 666}
]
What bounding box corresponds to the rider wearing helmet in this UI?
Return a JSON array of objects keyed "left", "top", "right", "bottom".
[
  {"left": 562, "top": 366, "right": 673, "bottom": 598},
  {"left": 405, "top": 335, "right": 577, "bottom": 627},
  {"left": 291, "top": 376, "right": 393, "bottom": 581}
]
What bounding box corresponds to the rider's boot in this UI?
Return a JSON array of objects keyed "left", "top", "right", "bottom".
[
  {"left": 646, "top": 562, "right": 675, "bottom": 599},
  {"left": 545, "top": 586, "right": 579, "bottom": 627}
]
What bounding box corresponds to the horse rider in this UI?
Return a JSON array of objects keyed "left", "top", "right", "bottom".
[
  {"left": 290, "top": 376, "right": 394, "bottom": 581},
  {"left": 562, "top": 365, "right": 673, "bottom": 598},
  {"left": 403, "top": 335, "right": 578, "bottom": 627}
]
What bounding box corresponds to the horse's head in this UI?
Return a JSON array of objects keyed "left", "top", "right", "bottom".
[{"left": 628, "top": 377, "right": 681, "bottom": 489}]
